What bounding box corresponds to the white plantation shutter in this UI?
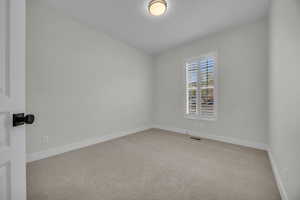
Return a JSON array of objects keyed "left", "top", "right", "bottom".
[
  {"left": 199, "top": 57, "right": 216, "bottom": 119},
  {"left": 186, "top": 63, "right": 198, "bottom": 115},
  {"left": 185, "top": 54, "right": 217, "bottom": 120}
]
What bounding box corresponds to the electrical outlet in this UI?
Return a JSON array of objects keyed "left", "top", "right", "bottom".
[{"left": 42, "top": 136, "right": 49, "bottom": 144}]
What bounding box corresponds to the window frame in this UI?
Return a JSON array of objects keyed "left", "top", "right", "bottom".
[{"left": 184, "top": 52, "right": 218, "bottom": 121}]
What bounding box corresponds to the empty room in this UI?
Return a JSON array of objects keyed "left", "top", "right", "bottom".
[{"left": 0, "top": 0, "right": 299, "bottom": 200}]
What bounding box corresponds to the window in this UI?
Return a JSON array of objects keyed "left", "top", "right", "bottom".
[{"left": 185, "top": 53, "right": 217, "bottom": 120}]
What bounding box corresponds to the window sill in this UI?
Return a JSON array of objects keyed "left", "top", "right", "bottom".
[{"left": 184, "top": 114, "right": 217, "bottom": 121}]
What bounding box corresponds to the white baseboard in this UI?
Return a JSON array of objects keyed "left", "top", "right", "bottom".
[
  {"left": 152, "top": 124, "right": 268, "bottom": 150},
  {"left": 27, "top": 126, "right": 151, "bottom": 163},
  {"left": 27, "top": 124, "right": 268, "bottom": 163},
  {"left": 268, "top": 150, "right": 289, "bottom": 200},
  {"left": 26, "top": 124, "right": 288, "bottom": 200},
  {"left": 153, "top": 124, "right": 289, "bottom": 200}
]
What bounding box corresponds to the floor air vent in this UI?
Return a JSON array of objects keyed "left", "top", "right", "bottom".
[{"left": 190, "top": 136, "right": 202, "bottom": 141}]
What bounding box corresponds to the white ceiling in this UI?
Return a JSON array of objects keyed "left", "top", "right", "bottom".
[{"left": 41, "top": 0, "right": 270, "bottom": 55}]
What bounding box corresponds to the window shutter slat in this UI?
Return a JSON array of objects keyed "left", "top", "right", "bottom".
[{"left": 185, "top": 54, "right": 217, "bottom": 120}]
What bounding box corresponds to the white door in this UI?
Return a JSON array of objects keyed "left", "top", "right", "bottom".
[{"left": 0, "top": 0, "right": 26, "bottom": 199}]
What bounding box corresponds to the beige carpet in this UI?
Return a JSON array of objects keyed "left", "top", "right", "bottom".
[{"left": 27, "top": 129, "right": 280, "bottom": 200}]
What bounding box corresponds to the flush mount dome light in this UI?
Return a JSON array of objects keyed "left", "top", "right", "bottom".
[{"left": 148, "top": 0, "right": 167, "bottom": 16}]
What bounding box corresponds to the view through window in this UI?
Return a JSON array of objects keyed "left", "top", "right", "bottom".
[{"left": 185, "top": 54, "right": 217, "bottom": 120}]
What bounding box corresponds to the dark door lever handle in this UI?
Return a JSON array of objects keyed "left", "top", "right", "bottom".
[{"left": 13, "top": 113, "right": 35, "bottom": 127}]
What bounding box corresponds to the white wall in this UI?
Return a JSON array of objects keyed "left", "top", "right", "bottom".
[
  {"left": 269, "top": 0, "right": 300, "bottom": 199},
  {"left": 25, "top": 0, "right": 300, "bottom": 197},
  {"left": 153, "top": 18, "right": 269, "bottom": 146},
  {"left": 26, "top": 0, "right": 153, "bottom": 154}
]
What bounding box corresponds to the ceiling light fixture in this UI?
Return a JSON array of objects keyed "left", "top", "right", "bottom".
[{"left": 148, "top": 0, "right": 167, "bottom": 16}]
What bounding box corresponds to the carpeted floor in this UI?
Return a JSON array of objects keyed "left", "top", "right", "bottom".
[{"left": 27, "top": 129, "right": 281, "bottom": 200}]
